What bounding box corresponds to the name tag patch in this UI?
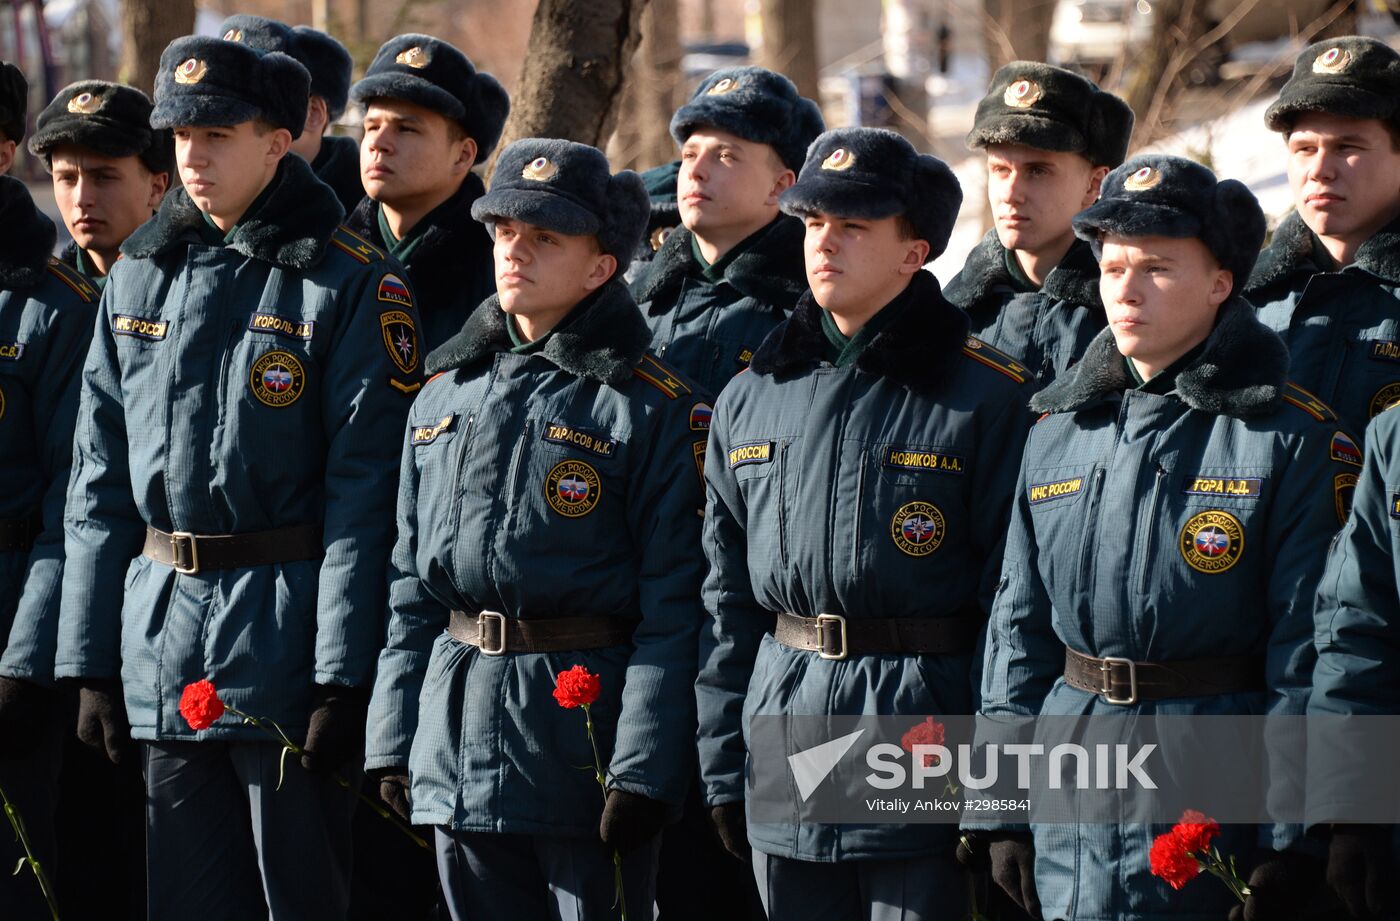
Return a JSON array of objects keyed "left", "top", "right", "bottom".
[
  {"left": 112, "top": 314, "right": 168, "bottom": 341},
  {"left": 728, "top": 441, "right": 773, "bottom": 468},
  {"left": 883, "top": 447, "right": 965, "bottom": 475},
  {"left": 0, "top": 341, "right": 22, "bottom": 360},
  {"left": 1183, "top": 477, "right": 1262, "bottom": 498},
  {"left": 1028, "top": 477, "right": 1084, "bottom": 504},
  {"left": 543, "top": 423, "right": 617, "bottom": 458},
  {"left": 248, "top": 312, "right": 314, "bottom": 341},
  {"left": 1370, "top": 340, "right": 1400, "bottom": 363},
  {"left": 1391, "top": 492, "right": 1400, "bottom": 520},
  {"left": 412, "top": 414, "right": 455, "bottom": 445}
]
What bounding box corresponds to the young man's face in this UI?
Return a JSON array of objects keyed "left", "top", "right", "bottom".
[
  {"left": 801, "top": 210, "right": 928, "bottom": 318},
  {"left": 174, "top": 121, "right": 289, "bottom": 224},
  {"left": 985, "top": 143, "right": 1105, "bottom": 256},
  {"left": 51, "top": 145, "right": 167, "bottom": 258},
  {"left": 493, "top": 217, "right": 616, "bottom": 322},
  {"left": 677, "top": 129, "right": 793, "bottom": 241},
  {"left": 1286, "top": 112, "right": 1400, "bottom": 244},
  {"left": 361, "top": 99, "right": 475, "bottom": 206},
  {"left": 1099, "top": 234, "right": 1231, "bottom": 372}
]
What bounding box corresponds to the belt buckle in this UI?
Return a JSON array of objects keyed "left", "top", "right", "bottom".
[
  {"left": 1099, "top": 656, "right": 1138, "bottom": 705},
  {"left": 815, "top": 613, "right": 848, "bottom": 661},
  {"left": 169, "top": 531, "right": 199, "bottom": 575},
  {"left": 477, "top": 611, "right": 507, "bottom": 656}
]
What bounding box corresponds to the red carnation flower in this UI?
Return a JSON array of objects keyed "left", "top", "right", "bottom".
[
  {"left": 1171, "top": 809, "right": 1220, "bottom": 854},
  {"left": 179, "top": 679, "right": 226, "bottom": 731},
  {"left": 1150, "top": 830, "right": 1200, "bottom": 890},
  {"left": 552, "top": 665, "right": 601, "bottom": 709},
  {"left": 900, "top": 716, "right": 946, "bottom": 768}
]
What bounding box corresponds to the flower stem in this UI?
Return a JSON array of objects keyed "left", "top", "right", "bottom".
[
  {"left": 581, "top": 704, "right": 627, "bottom": 921},
  {"left": 223, "top": 705, "right": 429, "bottom": 851},
  {"left": 0, "top": 780, "right": 60, "bottom": 920}
]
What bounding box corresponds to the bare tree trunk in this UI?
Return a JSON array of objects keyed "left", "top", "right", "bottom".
[
  {"left": 979, "top": 0, "right": 1055, "bottom": 71},
  {"left": 120, "top": 0, "right": 197, "bottom": 95},
  {"left": 609, "top": 0, "right": 684, "bottom": 171},
  {"left": 491, "top": 0, "right": 648, "bottom": 178},
  {"left": 758, "top": 0, "right": 819, "bottom": 103}
]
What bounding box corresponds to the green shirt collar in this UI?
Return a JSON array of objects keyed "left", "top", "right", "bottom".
[
  {"left": 378, "top": 203, "right": 430, "bottom": 264},
  {"left": 1307, "top": 229, "right": 1340, "bottom": 273},
  {"left": 198, "top": 175, "right": 279, "bottom": 246},
  {"left": 818, "top": 283, "right": 909, "bottom": 368},
  {"left": 1125, "top": 339, "right": 1208, "bottom": 395},
  {"left": 689, "top": 218, "right": 777, "bottom": 284},
  {"left": 1004, "top": 246, "right": 1040, "bottom": 293},
  {"left": 73, "top": 248, "right": 108, "bottom": 291}
]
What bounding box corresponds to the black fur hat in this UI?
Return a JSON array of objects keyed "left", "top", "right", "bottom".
[
  {"left": 351, "top": 34, "right": 510, "bottom": 159},
  {"left": 967, "top": 61, "right": 1134, "bottom": 168},
  {"left": 669, "top": 66, "right": 824, "bottom": 172},
  {"left": 472, "top": 138, "right": 649, "bottom": 275},
  {"left": 29, "top": 81, "right": 173, "bottom": 174},
  {"left": 1265, "top": 36, "right": 1400, "bottom": 133},
  {"left": 150, "top": 35, "right": 310, "bottom": 139},
  {"left": 0, "top": 61, "right": 26, "bottom": 143},
  {"left": 218, "top": 15, "right": 353, "bottom": 121},
  {"left": 779, "top": 127, "right": 963, "bottom": 258},
  {"left": 1072, "top": 154, "right": 1265, "bottom": 283}
]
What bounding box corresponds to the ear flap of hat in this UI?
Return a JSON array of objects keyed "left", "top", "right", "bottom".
[
  {"left": 600, "top": 170, "right": 650, "bottom": 275},
  {"left": 258, "top": 51, "right": 311, "bottom": 138},
  {"left": 1086, "top": 91, "right": 1134, "bottom": 168},
  {"left": 1209, "top": 178, "right": 1266, "bottom": 283},
  {"left": 468, "top": 72, "right": 510, "bottom": 160},
  {"left": 910, "top": 154, "right": 963, "bottom": 259},
  {"left": 781, "top": 96, "right": 827, "bottom": 173}
]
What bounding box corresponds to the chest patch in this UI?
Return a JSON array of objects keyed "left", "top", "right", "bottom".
[
  {"left": 1370, "top": 340, "right": 1400, "bottom": 363},
  {"left": 1179, "top": 510, "right": 1244, "bottom": 574},
  {"left": 112, "top": 314, "right": 169, "bottom": 341},
  {"left": 248, "top": 312, "right": 314, "bottom": 341},
  {"left": 249, "top": 350, "right": 306, "bottom": 408},
  {"left": 1371, "top": 383, "right": 1400, "bottom": 419},
  {"left": 545, "top": 459, "right": 601, "bottom": 518},
  {"left": 883, "top": 447, "right": 965, "bottom": 475},
  {"left": 890, "top": 501, "right": 945, "bottom": 557},
  {"left": 411, "top": 414, "right": 455, "bottom": 445},
  {"left": 0, "top": 342, "right": 22, "bottom": 361},
  {"left": 1182, "top": 477, "right": 1262, "bottom": 498},
  {"left": 1028, "top": 476, "right": 1084, "bottom": 504},
  {"left": 728, "top": 441, "right": 773, "bottom": 469},
  {"left": 542, "top": 423, "right": 617, "bottom": 458}
]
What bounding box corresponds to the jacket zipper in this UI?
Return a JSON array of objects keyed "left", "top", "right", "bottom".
[
  {"left": 446, "top": 413, "right": 476, "bottom": 534},
  {"left": 1137, "top": 462, "right": 1167, "bottom": 594},
  {"left": 1076, "top": 467, "right": 1106, "bottom": 593}
]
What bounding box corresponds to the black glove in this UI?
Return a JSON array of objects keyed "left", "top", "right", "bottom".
[
  {"left": 0, "top": 676, "right": 52, "bottom": 758},
  {"left": 709, "top": 801, "right": 749, "bottom": 861},
  {"left": 984, "top": 831, "right": 1042, "bottom": 920},
  {"left": 1228, "top": 848, "right": 1325, "bottom": 921},
  {"left": 599, "top": 788, "right": 668, "bottom": 854},
  {"left": 370, "top": 766, "right": 412, "bottom": 823},
  {"left": 76, "top": 678, "right": 134, "bottom": 766},
  {"left": 1327, "top": 825, "right": 1394, "bottom": 920},
  {"left": 300, "top": 684, "right": 369, "bottom": 774}
]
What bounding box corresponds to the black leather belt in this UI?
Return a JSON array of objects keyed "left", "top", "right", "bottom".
[
  {"left": 142, "top": 524, "right": 323, "bottom": 574},
  {"left": 0, "top": 515, "right": 39, "bottom": 552},
  {"left": 771, "top": 610, "right": 984, "bottom": 660},
  {"left": 1064, "top": 647, "right": 1265, "bottom": 705},
  {"left": 447, "top": 609, "right": 636, "bottom": 655}
]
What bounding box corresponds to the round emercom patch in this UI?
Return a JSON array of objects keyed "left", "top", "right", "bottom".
[
  {"left": 546, "top": 459, "right": 601, "bottom": 518},
  {"left": 1179, "top": 510, "right": 1244, "bottom": 574},
  {"left": 249, "top": 350, "right": 306, "bottom": 408},
  {"left": 890, "top": 501, "right": 945, "bottom": 557}
]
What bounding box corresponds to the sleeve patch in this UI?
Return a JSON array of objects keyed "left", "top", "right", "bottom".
[
  {"left": 377, "top": 273, "right": 413, "bottom": 308},
  {"left": 1335, "top": 472, "right": 1358, "bottom": 525},
  {"left": 379, "top": 309, "right": 420, "bottom": 375},
  {"left": 689, "top": 402, "right": 712, "bottom": 431},
  {"left": 1330, "top": 431, "right": 1363, "bottom": 467}
]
